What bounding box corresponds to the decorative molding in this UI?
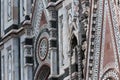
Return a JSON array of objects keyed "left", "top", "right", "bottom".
[
  {"left": 107, "top": 1, "right": 119, "bottom": 70},
  {"left": 100, "top": 1, "right": 119, "bottom": 79},
  {"left": 101, "top": 69, "right": 119, "bottom": 80},
  {"left": 32, "top": 0, "right": 44, "bottom": 39},
  {"left": 4, "top": 24, "right": 18, "bottom": 34},
  {"left": 34, "top": 64, "right": 50, "bottom": 80},
  {"left": 109, "top": 0, "right": 120, "bottom": 63},
  {"left": 0, "top": 27, "right": 24, "bottom": 46},
  {"left": 94, "top": 1, "right": 120, "bottom": 80},
  {"left": 35, "top": 28, "right": 49, "bottom": 63},
  {"left": 102, "top": 62, "right": 118, "bottom": 75},
  {"left": 47, "top": 0, "right": 63, "bottom": 9},
  {"left": 38, "top": 37, "right": 49, "bottom": 61},
  {"left": 99, "top": 1, "right": 107, "bottom": 78},
  {"left": 93, "top": 0, "right": 104, "bottom": 79}
]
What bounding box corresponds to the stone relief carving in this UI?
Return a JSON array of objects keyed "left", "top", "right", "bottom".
[{"left": 67, "top": 0, "right": 89, "bottom": 79}]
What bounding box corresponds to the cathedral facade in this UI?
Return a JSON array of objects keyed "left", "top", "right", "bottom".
[{"left": 0, "top": 0, "right": 120, "bottom": 80}]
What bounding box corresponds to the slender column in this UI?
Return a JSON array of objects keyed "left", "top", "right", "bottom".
[
  {"left": 24, "top": 45, "right": 33, "bottom": 80},
  {"left": 49, "top": 17, "right": 58, "bottom": 76},
  {"left": 72, "top": 0, "right": 83, "bottom": 79},
  {"left": 68, "top": 50, "right": 73, "bottom": 80},
  {"left": 77, "top": 45, "right": 83, "bottom": 80}
]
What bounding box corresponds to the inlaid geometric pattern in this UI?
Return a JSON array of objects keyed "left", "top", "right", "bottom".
[
  {"left": 100, "top": 1, "right": 119, "bottom": 79},
  {"left": 93, "top": 0, "right": 120, "bottom": 79}
]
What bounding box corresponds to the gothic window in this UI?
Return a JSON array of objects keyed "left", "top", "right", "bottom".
[
  {"left": 71, "top": 34, "right": 77, "bottom": 49},
  {"left": 7, "top": 0, "right": 12, "bottom": 20},
  {"left": 37, "top": 65, "right": 50, "bottom": 80},
  {"left": 1, "top": 56, "right": 5, "bottom": 80}
]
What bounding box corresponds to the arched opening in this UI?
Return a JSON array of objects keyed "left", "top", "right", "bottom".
[
  {"left": 70, "top": 34, "right": 77, "bottom": 49},
  {"left": 70, "top": 34, "right": 85, "bottom": 79},
  {"left": 36, "top": 65, "right": 50, "bottom": 80}
]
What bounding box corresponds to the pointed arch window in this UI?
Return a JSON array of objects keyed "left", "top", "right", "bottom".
[{"left": 35, "top": 65, "right": 50, "bottom": 80}]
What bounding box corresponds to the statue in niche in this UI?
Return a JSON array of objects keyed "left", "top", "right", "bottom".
[
  {"left": 70, "top": 36, "right": 87, "bottom": 79},
  {"left": 67, "top": 0, "right": 88, "bottom": 79}
]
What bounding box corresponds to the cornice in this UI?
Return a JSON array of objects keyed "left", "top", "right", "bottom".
[
  {"left": 0, "top": 27, "right": 24, "bottom": 48},
  {"left": 0, "top": 20, "right": 31, "bottom": 50}
]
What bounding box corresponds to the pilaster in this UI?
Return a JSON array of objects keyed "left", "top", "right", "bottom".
[
  {"left": 23, "top": 20, "right": 33, "bottom": 80},
  {"left": 47, "top": 1, "right": 59, "bottom": 79}
]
